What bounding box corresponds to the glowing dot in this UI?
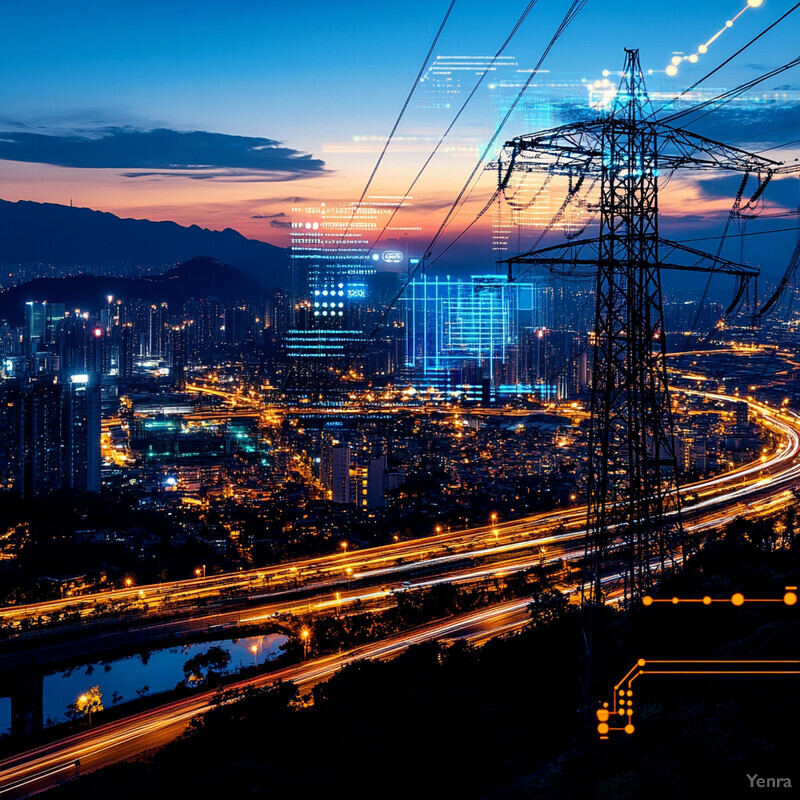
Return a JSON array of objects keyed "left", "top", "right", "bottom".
[
  {"left": 625, "top": 723, "right": 635, "bottom": 734},
  {"left": 637, "top": 658, "right": 646, "bottom": 667},
  {"left": 626, "top": 708, "right": 633, "bottom": 715},
  {"left": 672, "top": 597, "right": 679, "bottom": 604},
  {"left": 689, "top": 54, "right": 698, "bottom": 63},
  {"left": 597, "top": 708, "right": 610, "bottom": 722},
  {"left": 619, "top": 690, "right": 625, "bottom": 696},
  {"left": 784, "top": 591, "right": 797, "bottom": 606},
  {"left": 642, "top": 595, "right": 653, "bottom": 606},
  {"left": 699, "top": 44, "right": 708, "bottom": 54},
  {"left": 726, "top": 20, "right": 733, "bottom": 27},
  {"left": 671, "top": 56, "right": 682, "bottom": 66},
  {"left": 702, "top": 596, "right": 712, "bottom": 605},
  {"left": 597, "top": 723, "right": 610, "bottom": 735},
  {"left": 731, "top": 593, "right": 745, "bottom": 606},
  {"left": 626, "top": 690, "right": 633, "bottom": 697},
  {"left": 748, "top": 0, "right": 763, "bottom": 7},
  {"left": 666, "top": 65, "right": 678, "bottom": 77},
  {"left": 602, "top": 69, "right": 610, "bottom": 77},
  {"left": 618, "top": 709, "right": 625, "bottom": 716}
]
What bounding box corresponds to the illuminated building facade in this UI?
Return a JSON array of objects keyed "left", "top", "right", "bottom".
[
  {"left": 63, "top": 373, "right": 101, "bottom": 493},
  {"left": 402, "top": 274, "right": 555, "bottom": 401},
  {"left": 287, "top": 196, "right": 411, "bottom": 363}
]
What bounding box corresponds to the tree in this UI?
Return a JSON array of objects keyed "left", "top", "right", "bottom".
[
  {"left": 67, "top": 685, "right": 103, "bottom": 727},
  {"left": 528, "top": 589, "right": 570, "bottom": 628},
  {"left": 183, "top": 646, "right": 232, "bottom": 687}
]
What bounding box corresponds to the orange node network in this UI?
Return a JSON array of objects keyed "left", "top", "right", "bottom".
[
  {"left": 624, "top": 724, "right": 635, "bottom": 734},
  {"left": 672, "top": 597, "right": 680, "bottom": 604},
  {"left": 637, "top": 658, "right": 646, "bottom": 666},
  {"left": 626, "top": 690, "right": 633, "bottom": 697},
  {"left": 596, "top": 708, "right": 610, "bottom": 722},
  {"left": 642, "top": 596, "right": 653, "bottom": 606},
  {"left": 597, "top": 723, "right": 610, "bottom": 735},
  {"left": 702, "top": 596, "right": 712, "bottom": 605},
  {"left": 731, "top": 593, "right": 745, "bottom": 606},
  {"left": 784, "top": 592, "right": 797, "bottom": 606}
]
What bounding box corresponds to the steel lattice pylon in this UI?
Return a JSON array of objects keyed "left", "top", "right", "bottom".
[
  {"left": 492, "top": 49, "right": 780, "bottom": 605},
  {"left": 587, "top": 50, "right": 679, "bottom": 606}
]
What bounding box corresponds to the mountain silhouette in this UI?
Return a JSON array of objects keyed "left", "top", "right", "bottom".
[
  {"left": 0, "top": 257, "right": 266, "bottom": 323},
  {"left": 0, "top": 199, "right": 288, "bottom": 287}
]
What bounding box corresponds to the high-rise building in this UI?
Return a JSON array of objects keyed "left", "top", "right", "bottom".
[
  {"left": 119, "top": 322, "right": 135, "bottom": 378},
  {"left": 735, "top": 401, "right": 749, "bottom": 428},
  {"left": 286, "top": 196, "right": 412, "bottom": 365},
  {"left": 148, "top": 303, "right": 169, "bottom": 358},
  {"left": 23, "top": 374, "right": 63, "bottom": 497},
  {"left": 367, "top": 453, "right": 387, "bottom": 508},
  {"left": 63, "top": 373, "right": 101, "bottom": 493},
  {"left": 402, "top": 274, "right": 554, "bottom": 400},
  {"left": 24, "top": 301, "right": 47, "bottom": 354},
  {"left": 330, "top": 444, "right": 352, "bottom": 504},
  {"left": 170, "top": 325, "right": 188, "bottom": 390},
  {"left": 0, "top": 380, "right": 24, "bottom": 492}
]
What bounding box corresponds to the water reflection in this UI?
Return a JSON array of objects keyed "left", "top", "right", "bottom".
[{"left": 0, "top": 633, "right": 287, "bottom": 735}]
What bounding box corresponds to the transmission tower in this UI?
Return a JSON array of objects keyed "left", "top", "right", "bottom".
[{"left": 493, "top": 49, "right": 781, "bottom": 605}]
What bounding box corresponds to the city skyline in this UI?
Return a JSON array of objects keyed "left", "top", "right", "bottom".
[
  {"left": 0, "top": 1, "right": 798, "bottom": 279},
  {"left": 0, "top": 3, "right": 799, "bottom": 796}
]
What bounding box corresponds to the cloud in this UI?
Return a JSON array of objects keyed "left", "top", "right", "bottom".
[
  {"left": 252, "top": 211, "right": 286, "bottom": 219},
  {"left": 269, "top": 219, "right": 292, "bottom": 229},
  {"left": 662, "top": 103, "right": 800, "bottom": 150},
  {"left": 0, "top": 127, "right": 326, "bottom": 179},
  {"left": 695, "top": 172, "right": 800, "bottom": 208}
]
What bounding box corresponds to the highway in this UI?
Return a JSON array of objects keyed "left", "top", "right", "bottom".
[
  {"left": 0, "top": 378, "right": 799, "bottom": 795},
  {"left": 2, "top": 385, "right": 797, "bottom": 635},
  {"left": 0, "top": 598, "right": 533, "bottom": 798}
]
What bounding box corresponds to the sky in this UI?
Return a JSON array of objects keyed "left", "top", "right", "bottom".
[{"left": 0, "top": 0, "right": 798, "bottom": 281}]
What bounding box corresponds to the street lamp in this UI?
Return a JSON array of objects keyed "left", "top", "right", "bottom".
[
  {"left": 301, "top": 626, "right": 310, "bottom": 660},
  {"left": 340, "top": 541, "right": 348, "bottom": 555},
  {"left": 124, "top": 577, "right": 133, "bottom": 588},
  {"left": 195, "top": 564, "right": 206, "bottom": 579}
]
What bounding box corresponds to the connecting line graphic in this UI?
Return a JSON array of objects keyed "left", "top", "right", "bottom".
[
  {"left": 641, "top": 587, "right": 798, "bottom": 607},
  {"left": 596, "top": 587, "right": 799, "bottom": 738}
]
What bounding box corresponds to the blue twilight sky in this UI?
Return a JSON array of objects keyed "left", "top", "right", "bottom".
[{"left": 0, "top": 0, "right": 798, "bottom": 277}]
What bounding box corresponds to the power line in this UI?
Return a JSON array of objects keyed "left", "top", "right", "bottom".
[
  {"left": 654, "top": 1, "right": 800, "bottom": 121},
  {"left": 677, "top": 225, "right": 799, "bottom": 243},
  {"left": 422, "top": 0, "right": 589, "bottom": 264},
  {"left": 345, "top": 0, "right": 588, "bottom": 371},
  {"left": 336, "top": 0, "right": 456, "bottom": 248},
  {"left": 660, "top": 54, "right": 800, "bottom": 126},
  {"left": 367, "top": 0, "right": 541, "bottom": 257}
]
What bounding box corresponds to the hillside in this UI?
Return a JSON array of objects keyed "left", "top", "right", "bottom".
[
  {"left": 0, "top": 257, "right": 266, "bottom": 322},
  {"left": 0, "top": 199, "right": 288, "bottom": 287}
]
